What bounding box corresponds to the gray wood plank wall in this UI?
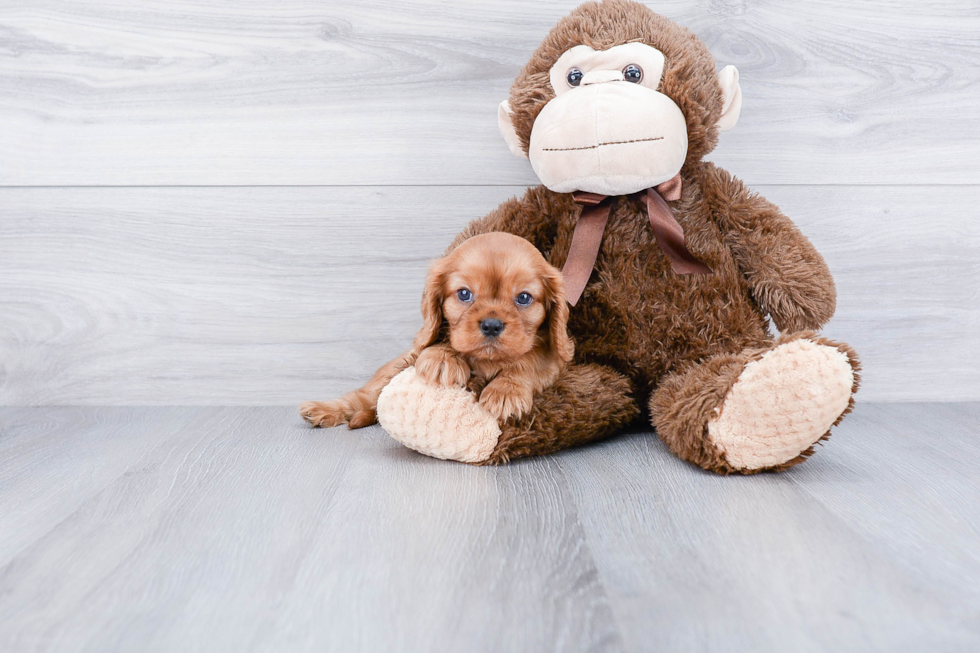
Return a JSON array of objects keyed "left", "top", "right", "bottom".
[{"left": 1, "top": 1, "right": 978, "bottom": 404}]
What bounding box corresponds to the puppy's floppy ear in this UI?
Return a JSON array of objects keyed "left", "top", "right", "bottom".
[
  {"left": 542, "top": 265, "right": 574, "bottom": 363},
  {"left": 412, "top": 257, "right": 447, "bottom": 352}
]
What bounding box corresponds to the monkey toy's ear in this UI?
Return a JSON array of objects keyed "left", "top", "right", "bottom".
[
  {"left": 498, "top": 100, "right": 528, "bottom": 158},
  {"left": 716, "top": 65, "right": 743, "bottom": 133}
]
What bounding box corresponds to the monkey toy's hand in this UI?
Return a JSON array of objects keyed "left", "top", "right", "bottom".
[{"left": 376, "top": 367, "right": 501, "bottom": 463}]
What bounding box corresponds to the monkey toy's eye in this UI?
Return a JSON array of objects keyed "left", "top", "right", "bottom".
[
  {"left": 623, "top": 64, "right": 643, "bottom": 83},
  {"left": 515, "top": 292, "right": 533, "bottom": 306},
  {"left": 566, "top": 68, "right": 584, "bottom": 87},
  {"left": 457, "top": 288, "right": 473, "bottom": 302}
]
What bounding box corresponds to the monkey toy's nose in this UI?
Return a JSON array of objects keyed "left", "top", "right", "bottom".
[
  {"left": 581, "top": 69, "right": 625, "bottom": 85},
  {"left": 480, "top": 318, "right": 505, "bottom": 338}
]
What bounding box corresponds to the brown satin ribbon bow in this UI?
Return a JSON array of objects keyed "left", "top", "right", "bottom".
[{"left": 561, "top": 173, "right": 712, "bottom": 306}]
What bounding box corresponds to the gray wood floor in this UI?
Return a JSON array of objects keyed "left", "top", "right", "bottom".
[{"left": 1, "top": 402, "right": 977, "bottom": 652}]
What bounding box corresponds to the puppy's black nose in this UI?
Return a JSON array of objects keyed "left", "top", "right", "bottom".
[{"left": 480, "top": 318, "right": 505, "bottom": 338}]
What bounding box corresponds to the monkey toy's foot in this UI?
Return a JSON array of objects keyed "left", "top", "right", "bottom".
[
  {"left": 653, "top": 332, "right": 860, "bottom": 474},
  {"left": 376, "top": 364, "right": 638, "bottom": 464}
]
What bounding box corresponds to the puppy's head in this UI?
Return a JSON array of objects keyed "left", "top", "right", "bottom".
[{"left": 413, "top": 232, "right": 573, "bottom": 363}]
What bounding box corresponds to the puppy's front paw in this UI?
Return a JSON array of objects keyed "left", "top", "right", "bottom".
[
  {"left": 415, "top": 347, "right": 471, "bottom": 388},
  {"left": 479, "top": 381, "right": 533, "bottom": 423},
  {"left": 299, "top": 401, "right": 348, "bottom": 428}
]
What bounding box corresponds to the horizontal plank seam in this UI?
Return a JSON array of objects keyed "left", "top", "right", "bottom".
[
  {"left": 1, "top": 184, "right": 979, "bottom": 190},
  {"left": 4, "top": 401, "right": 978, "bottom": 409}
]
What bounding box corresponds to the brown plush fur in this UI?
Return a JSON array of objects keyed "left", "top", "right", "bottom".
[
  {"left": 300, "top": 232, "right": 573, "bottom": 428},
  {"left": 448, "top": 0, "right": 860, "bottom": 470},
  {"left": 650, "top": 331, "right": 862, "bottom": 474},
  {"left": 479, "top": 363, "right": 639, "bottom": 465}
]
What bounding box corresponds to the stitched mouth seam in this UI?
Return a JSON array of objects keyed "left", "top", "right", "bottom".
[{"left": 542, "top": 136, "right": 664, "bottom": 152}]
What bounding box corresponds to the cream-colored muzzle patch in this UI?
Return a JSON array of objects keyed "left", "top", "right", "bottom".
[{"left": 528, "top": 80, "right": 688, "bottom": 195}]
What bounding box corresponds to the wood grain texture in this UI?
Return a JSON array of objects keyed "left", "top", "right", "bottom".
[
  {"left": 557, "top": 401, "right": 980, "bottom": 652},
  {"left": 0, "top": 403, "right": 978, "bottom": 651},
  {"left": 1, "top": 0, "right": 978, "bottom": 186},
  {"left": 0, "top": 407, "right": 621, "bottom": 653},
  {"left": 788, "top": 402, "right": 980, "bottom": 632},
  {"left": 0, "top": 406, "right": 208, "bottom": 565},
  {"left": 1, "top": 184, "right": 976, "bottom": 405}
]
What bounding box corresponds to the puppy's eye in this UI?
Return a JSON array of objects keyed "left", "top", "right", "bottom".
[
  {"left": 456, "top": 288, "right": 473, "bottom": 302},
  {"left": 566, "top": 68, "right": 584, "bottom": 87},
  {"left": 515, "top": 292, "right": 533, "bottom": 306},
  {"left": 623, "top": 64, "right": 643, "bottom": 83}
]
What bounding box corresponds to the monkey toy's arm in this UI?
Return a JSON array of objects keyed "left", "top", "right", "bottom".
[{"left": 704, "top": 164, "right": 837, "bottom": 333}]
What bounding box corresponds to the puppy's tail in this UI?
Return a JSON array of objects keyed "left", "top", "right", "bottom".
[{"left": 299, "top": 350, "right": 415, "bottom": 429}]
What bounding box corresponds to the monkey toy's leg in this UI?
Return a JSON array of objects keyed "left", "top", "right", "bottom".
[
  {"left": 376, "top": 363, "right": 639, "bottom": 464},
  {"left": 650, "top": 331, "right": 860, "bottom": 475},
  {"left": 479, "top": 363, "right": 639, "bottom": 465}
]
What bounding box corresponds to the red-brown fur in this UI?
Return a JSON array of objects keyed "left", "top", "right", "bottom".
[{"left": 299, "top": 232, "right": 573, "bottom": 427}]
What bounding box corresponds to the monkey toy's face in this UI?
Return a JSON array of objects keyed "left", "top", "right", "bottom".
[
  {"left": 534, "top": 43, "right": 686, "bottom": 195},
  {"left": 499, "top": 41, "right": 742, "bottom": 196}
]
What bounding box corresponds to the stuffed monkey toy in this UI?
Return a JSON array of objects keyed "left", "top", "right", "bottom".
[{"left": 375, "top": 0, "right": 860, "bottom": 473}]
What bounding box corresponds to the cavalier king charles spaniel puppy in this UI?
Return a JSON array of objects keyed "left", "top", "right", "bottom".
[{"left": 300, "top": 232, "right": 573, "bottom": 428}]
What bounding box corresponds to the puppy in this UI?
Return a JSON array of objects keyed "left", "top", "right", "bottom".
[{"left": 299, "top": 232, "right": 574, "bottom": 428}]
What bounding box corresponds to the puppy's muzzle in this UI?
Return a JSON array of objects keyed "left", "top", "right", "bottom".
[{"left": 480, "top": 318, "right": 505, "bottom": 338}]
